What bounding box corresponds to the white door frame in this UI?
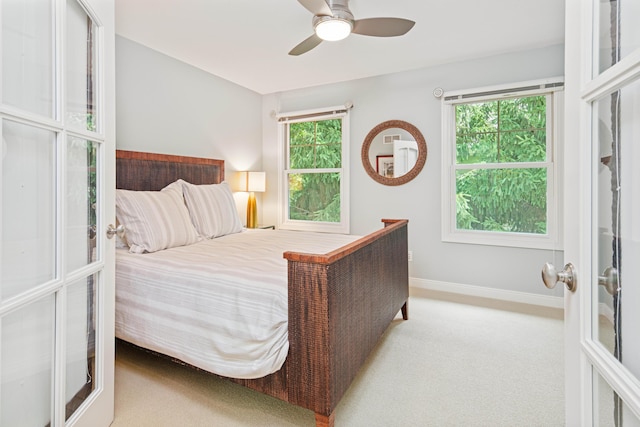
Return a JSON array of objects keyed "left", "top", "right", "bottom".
[
  {"left": 68, "top": 0, "right": 116, "bottom": 425},
  {"left": 0, "top": 0, "right": 115, "bottom": 425},
  {"left": 564, "top": 0, "right": 640, "bottom": 425}
]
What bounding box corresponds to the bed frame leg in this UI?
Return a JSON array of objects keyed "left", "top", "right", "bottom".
[
  {"left": 401, "top": 301, "right": 408, "bottom": 320},
  {"left": 315, "top": 411, "right": 335, "bottom": 427}
]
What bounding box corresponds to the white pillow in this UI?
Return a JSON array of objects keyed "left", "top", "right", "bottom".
[
  {"left": 180, "top": 180, "right": 243, "bottom": 238},
  {"left": 115, "top": 184, "right": 200, "bottom": 254}
]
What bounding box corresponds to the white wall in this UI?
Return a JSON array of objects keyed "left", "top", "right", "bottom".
[
  {"left": 115, "top": 36, "right": 263, "bottom": 176},
  {"left": 115, "top": 36, "right": 263, "bottom": 221},
  {"left": 262, "top": 44, "right": 566, "bottom": 297}
]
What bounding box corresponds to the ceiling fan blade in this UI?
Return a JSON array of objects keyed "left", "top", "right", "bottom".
[
  {"left": 352, "top": 17, "right": 415, "bottom": 37},
  {"left": 297, "top": 0, "right": 333, "bottom": 16},
  {"left": 289, "top": 34, "right": 323, "bottom": 56}
]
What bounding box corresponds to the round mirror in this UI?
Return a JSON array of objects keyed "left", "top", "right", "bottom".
[{"left": 361, "top": 120, "right": 427, "bottom": 186}]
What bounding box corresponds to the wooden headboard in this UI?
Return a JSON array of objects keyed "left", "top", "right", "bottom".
[{"left": 116, "top": 150, "right": 225, "bottom": 191}]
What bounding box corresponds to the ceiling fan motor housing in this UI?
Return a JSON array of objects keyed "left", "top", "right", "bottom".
[
  {"left": 313, "top": 13, "right": 353, "bottom": 31},
  {"left": 312, "top": 5, "right": 354, "bottom": 25},
  {"left": 325, "top": 0, "right": 352, "bottom": 15}
]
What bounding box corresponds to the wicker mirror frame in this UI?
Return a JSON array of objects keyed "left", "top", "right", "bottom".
[{"left": 361, "top": 120, "right": 427, "bottom": 186}]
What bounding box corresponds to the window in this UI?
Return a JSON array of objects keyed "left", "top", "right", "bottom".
[
  {"left": 441, "top": 79, "right": 563, "bottom": 249},
  {"left": 278, "top": 106, "right": 350, "bottom": 233}
]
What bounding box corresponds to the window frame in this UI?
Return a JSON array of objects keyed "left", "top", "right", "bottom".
[
  {"left": 277, "top": 105, "right": 350, "bottom": 233},
  {"left": 441, "top": 78, "right": 564, "bottom": 249}
]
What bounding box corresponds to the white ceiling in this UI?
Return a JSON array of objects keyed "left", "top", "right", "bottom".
[{"left": 114, "top": 0, "right": 565, "bottom": 95}]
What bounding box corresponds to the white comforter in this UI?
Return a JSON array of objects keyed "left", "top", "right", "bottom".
[{"left": 115, "top": 228, "right": 359, "bottom": 379}]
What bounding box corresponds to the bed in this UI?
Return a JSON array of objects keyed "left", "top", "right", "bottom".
[{"left": 114, "top": 150, "right": 409, "bottom": 427}]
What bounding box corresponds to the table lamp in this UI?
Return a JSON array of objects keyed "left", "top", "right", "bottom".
[{"left": 240, "top": 171, "right": 265, "bottom": 228}]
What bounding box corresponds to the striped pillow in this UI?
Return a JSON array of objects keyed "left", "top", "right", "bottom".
[
  {"left": 180, "top": 180, "right": 243, "bottom": 238},
  {"left": 115, "top": 185, "right": 200, "bottom": 254}
]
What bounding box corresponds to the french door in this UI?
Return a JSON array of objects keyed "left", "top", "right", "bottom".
[
  {"left": 0, "top": 0, "right": 115, "bottom": 426},
  {"left": 564, "top": 0, "right": 640, "bottom": 425}
]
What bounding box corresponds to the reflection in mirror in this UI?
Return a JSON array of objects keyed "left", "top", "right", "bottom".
[
  {"left": 361, "top": 120, "right": 427, "bottom": 186},
  {"left": 368, "top": 128, "right": 418, "bottom": 177}
]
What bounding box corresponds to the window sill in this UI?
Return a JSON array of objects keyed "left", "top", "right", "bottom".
[
  {"left": 279, "top": 220, "right": 349, "bottom": 234},
  {"left": 442, "top": 229, "right": 562, "bottom": 251}
]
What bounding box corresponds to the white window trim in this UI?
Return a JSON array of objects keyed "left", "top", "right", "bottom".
[
  {"left": 277, "top": 105, "right": 350, "bottom": 234},
  {"left": 441, "top": 78, "right": 564, "bottom": 250}
]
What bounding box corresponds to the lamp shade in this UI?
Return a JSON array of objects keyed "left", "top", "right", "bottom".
[{"left": 239, "top": 172, "right": 267, "bottom": 193}]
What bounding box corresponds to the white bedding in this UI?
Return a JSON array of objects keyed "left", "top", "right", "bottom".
[{"left": 115, "top": 228, "right": 359, "bottom": 379}]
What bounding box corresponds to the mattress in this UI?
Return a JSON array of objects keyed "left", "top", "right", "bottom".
[{"left": 115, "top": 228, "right": 359, "bottom": 379}]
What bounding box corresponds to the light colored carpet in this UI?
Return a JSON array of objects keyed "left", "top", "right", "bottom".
[{"left": 112, "top": 293, "right": 564, "bottom": 426}]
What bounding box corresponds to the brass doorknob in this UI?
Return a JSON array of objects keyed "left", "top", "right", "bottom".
[{"left": 542, "top": 262, "right": 576, "bottom": 292}]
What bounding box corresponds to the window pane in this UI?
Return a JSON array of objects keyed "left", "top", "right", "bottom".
[
  {"left": 317, "top": 143, "right": 341, "bottom": 168},
  {"left": 593, "top": 369, "right": 640, "bottom": 427},
  {"left": 288, "top": 173, "right": 340, "bottom": 222},
  {"left": 498, "top": 96, "right": 546, "bottom": 131},
  {"left": 456, "top": 133, "right": 498, "bottom": 164},
  {"left": 596, "top": 0, "right": 640, "bottom": 75},
  {"left": 593, "top": 79, "right": 640, "bottom": 381},
  {"left": 290, "top": 145, "right": 315, "bottom": 169},
  {"left": 2, "top": 120, "right": 56, "bottom": 301},
  {"left": 2, "top": 0, "right": 54, "bottom": 118},
  {"left": 315, "top": 119, "right": 341, "bottom": 144},
  {"left": 289, "top": 119, "right": 341, "bottom": 169},
  {"left": 66, "top": 137, "right": 98, "bottom": 272},
  {"left": 499, "top": 130, "right": 546, "bottom": 162},
  {"left": 456, "top": 101, "right": 498, "bottom": 135},
  {"left": 289, "top": 121, "right": 315, "bottom": 145},
  {"left": 66, "top": 0, "right": 97, "bottom": 132},
  {"left": 66, "top": 274, "right": 97, "bottom": 420},
  {"left": 1, "top": 295, "right": 55, "bottom": 426},
  {"left": 456, "top": 96, "right": 547, "bottom": 164},
  {"left": 455, "top": 168, "right": 547, "bottom": 234}
]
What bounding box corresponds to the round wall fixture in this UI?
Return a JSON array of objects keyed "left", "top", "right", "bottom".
[{"left": 433, "top": 87, "right": 444, "bottom": 98}]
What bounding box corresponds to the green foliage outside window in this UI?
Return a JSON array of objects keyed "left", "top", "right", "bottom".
[
  {"left": 288, "top": 119, "right": 342, "bottom": 222},
  {"left": 455, "top": 96, "right": 548, "bottom": 234},
  {"left": 88, "top": 143, "right": 97, "bottom": 228}
]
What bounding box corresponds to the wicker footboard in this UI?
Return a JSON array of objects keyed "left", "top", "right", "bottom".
[{"left": 284, "top": 219, "right": 409, "bottom": 425}]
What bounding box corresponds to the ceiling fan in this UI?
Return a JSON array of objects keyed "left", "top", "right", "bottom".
[{"left": 289, "top": 0, "right": 415, "bottom": 56}]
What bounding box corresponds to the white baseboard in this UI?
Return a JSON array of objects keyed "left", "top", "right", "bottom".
[{"left": 410, "top": 278, "right": 564, "bottom": 309}]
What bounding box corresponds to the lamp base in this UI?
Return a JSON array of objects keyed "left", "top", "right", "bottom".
[{"left": 247, "top": 192, "right": 257, "bottom": 228}]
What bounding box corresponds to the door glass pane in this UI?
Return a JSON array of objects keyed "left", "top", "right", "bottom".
[
  {"left": 593, "top": 77, "right": 640, "bottom": 380},
  {"left": 66, "top": 137, "right": 98, "bottom": 272},
  {"left": 595, "top": 0, "right": 640, "bottom": 75},
  {"left": 2, "top": 0, "right": 54, "bottom": 118},
  {"left": 66, "top": 0, "right": 97, "bottom": 132},
  {"left": 593, "top": 370, "right": 640, "bottom": 426},
  {"left": 1, "top": 120, "right": 56, "bottom": 301},
  {"left": 1, "top": 295, "right": 55, "bottom": 426},
  {"left": 65, "top": 274, "right": 97, "bottom": 420}
]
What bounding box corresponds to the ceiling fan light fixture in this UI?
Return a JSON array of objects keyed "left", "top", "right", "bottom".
[{"left": 315, "top": 17, "right": 352, "bottom": 41}]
